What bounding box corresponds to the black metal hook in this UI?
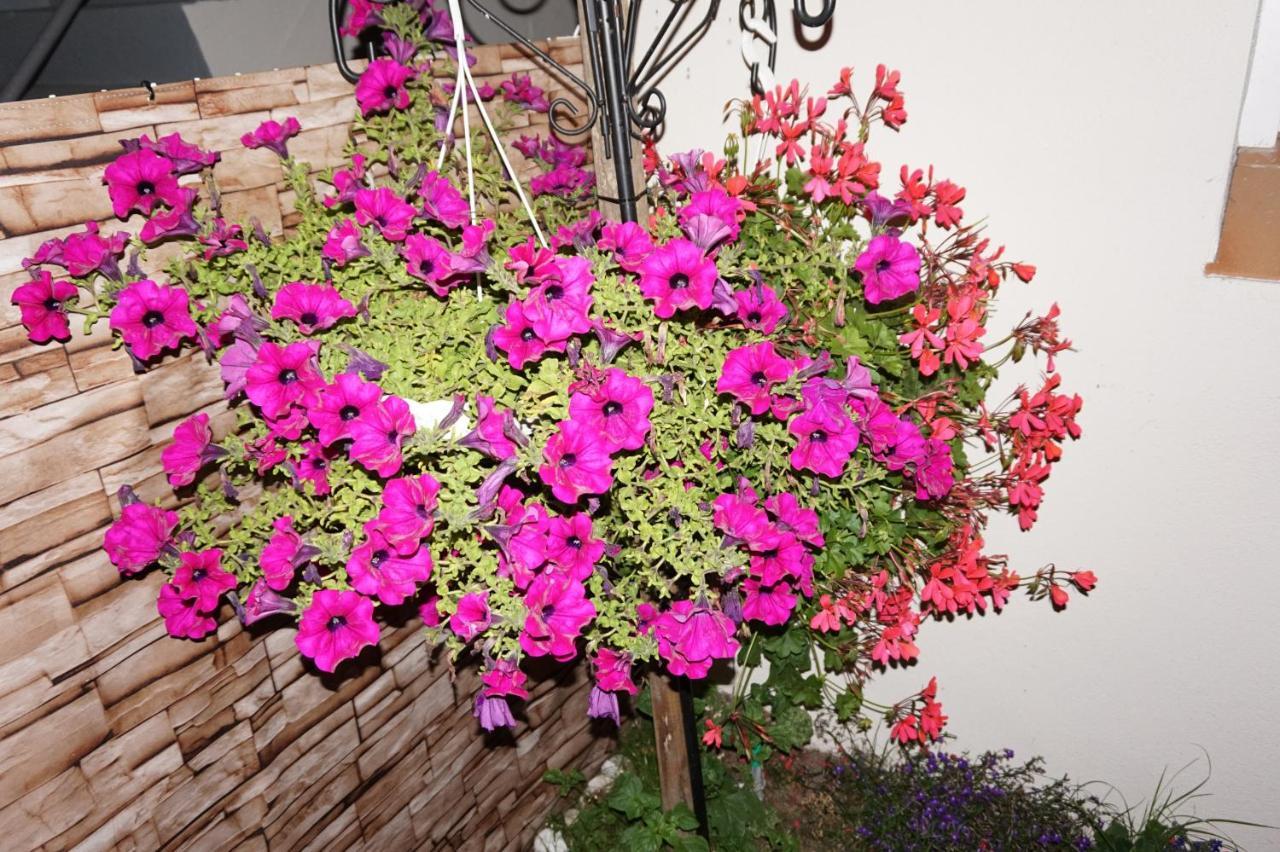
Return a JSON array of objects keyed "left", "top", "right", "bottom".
[
  {"left": 793, "top": 0, "right": 835, "bottom": 27},
  {"left": 330, "top": 0, "right": 376, "bottom": 84}
]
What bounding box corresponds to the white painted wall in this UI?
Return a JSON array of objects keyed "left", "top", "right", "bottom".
[
  {"left": 1240, "top": 0, "right": 1280, "bottom": 146},
  {"left": 639, "top": 1, "right": 1280, "bottom": 846}
]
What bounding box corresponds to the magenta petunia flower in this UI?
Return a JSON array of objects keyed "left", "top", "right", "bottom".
[
  {"left": 355, "top": 58, "right": 415, "bottom": 116},
  {"left": 103, "top": 148, "right": 183, "bottom": 219},
  {"left": 323, "top": 154, "right": 368, "bottom": 209},
  {"left": 138, "top": 132, "right": 219, "bottom": 175},
  {"left": 853, "top": 234, "right": 921, "bottom": 304},
  {"left": 244, "top": 340, "right": 325, "bottom": 419},
  {"left": 172, "top": 548, "right": 236, "bottom": 613},
  {"left": 295, "top": 589, "right": 380, "bottom": 673},
  {"left": 597, "top": 220, "right": 654, "bottom": 270},
  {"left": 748, "top": 531, "right": 814, "bottom": 592},
  {"left": 491, "top": 299, "right": 565, "bottom": 370},
  {"left": 240, "top": 117, "right": 301, "bottom": 158},
  {"left": 200, "top": 218, "right": 249, "bottom": 260},
  {"left": 322, "top": 219, "right": 369, "bottom": 267},
  {"left": 538, "top": 419, "right": 615, "bottom": 505},
  {"left": 523, "top": 256, "right": 594, "bottom": 342},
  {"left": 481, "top": 657, "right": 530, "bottom": 699},
  {"left": 347, "top": 523, "right": 432, "bottom": 605},
  {"left": 519, "top": 573, "right": 596, "bottom": 661},
  {"left": 544, "top": 512, "right": 606, "bottom": 580},
  {"left": 157, "top": 582, "right": 217, "bottom": 640},
  {"left": 505, "top": 238, "right": 558, "bottom": 283},
  {"left": 104, "top": 501, "right": 179, "bottom": 575},
  {"left": 567, "top": 368, "right": 654, "bottom": 453},
  {"left": 763, "top": 492, "right": 824, "bottom": 547},
  {"left": 499, "top": 73, "right": 550, "bottom": 112},
  {"left": 354, "top": 187, "right": 417, "bottom": 242},
  {"left": 741, "top": 577, "right": 797, "bottom": 626},
  {"left": 266, "top": 406, "right": 308, "bottom": 441},
  {"left": 450, "top": 591, "right": 491, "bottom": 641},
  {"left": 418, "top": 170, "right": 470, "bottom": 229},
  {"left": 109, "top": 278, "right": 199, "bottom": 360},
  {"left": 592, "top": 647, "right": 639, "bottom": 695},
  {"left": 788, "top": 405, "right": 860, "bottom": 478},
  {"left": 271, "top": 282, "right": 357, "bottom": 335},
  {"left": 473, "top": 693, "right": 516, "bottom": 731},
  {"left": 637, "top": 238, "right": 717, "bottom": 318},
  {"left": 162, "top": 412, "right": 221, "bottom": 487},
  {"left": 347, "top": 395, "right": 416, "bottom": 477},
  {"left": 651, "top": 599, "right": 740, "bottom": 679},
  {"left": 239, "top": 578, "right": 297, "bottom": 626},
  {"left": 400, "top": 233, "right": 456, "bottom": 295},
  {"left": 11, "top": 270, "right": 76, "bottom": 343},
  {"left": 209, "top": 293, "right": 266, "bottom": 348},
  {"left": 220, "top": 339, "right": 259, "bottom": 399},
  {"left": 458, "top": 395, "right": 518, "bottom": 459},
  {"left": 375, "top": 472, "right": 440, "bottom": 554},
  {"left": 24, "top": 221, "right": 128, "bottom": 280},
  {"left": 678, "top": 187, "right": 742, "bottom": 250},
  {"left": 419, "top": 596, "right": 442, "bottom": 628},
  {"left": 340, "top": 0, "right": 383, "bottom": 35},
  {"left": 307, "top": 372, "right": 383, "bottom": 447},
  {"left": 712, "top": 491, "right": 775, "bottom": 550},
  {"left": 716, "top": 341, "right": 795, "bottom": 416},
  {"left": 295, "top": 440, "right": 335, "bottom": 495},
  {"left": 138, "top": 188, "right": 200, "bottom": 244},
  {"left": 879, "top": 416, "right": 927, "bottom": 472},
  {"left": 260, "top": 515, "right": 310, "bottom": 590},
  {"left": 735, "top": 281, "right": 788, "bottom": 334}
]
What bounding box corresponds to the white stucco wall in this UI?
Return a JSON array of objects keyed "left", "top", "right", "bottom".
[{"left": 639, "top": 1, "right": 1280, "bottom": 846}]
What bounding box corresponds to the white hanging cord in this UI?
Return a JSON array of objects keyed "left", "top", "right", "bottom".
[
  {"left": 439, "top": 0, "right": 548, "bottom": 248},
  {"left": 740, "top": 0, "right": 776, "bottom": 91}
]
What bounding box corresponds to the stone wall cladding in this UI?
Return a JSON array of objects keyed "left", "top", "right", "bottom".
[{"left": 0, "top": 39, "right": 609, "bottom": 851}]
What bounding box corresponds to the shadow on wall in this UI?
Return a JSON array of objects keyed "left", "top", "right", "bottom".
[{"left": 0, "top": 2, "right": 212, "bottom": 100}]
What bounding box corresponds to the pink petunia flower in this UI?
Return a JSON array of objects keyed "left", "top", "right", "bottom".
[
  {"left": 592, "top": 648, "right": 639, "bottom": 695},
  {"left": 295, "top": 589, "right": 380, "bottom": 673},
  {"left": 567, "top": 368, "right": 654, "bottom": 453},
  {"left": 912, "top": 438, "right": 954, "bottom": 500},
  {"left": 271, "top": 282, "right": 357, "bottom": 334},
  {"left": 347, "top": 523, "right": 432, "bottom": 605},
  {"left": 788, "top": 405, "right": 860, "bottom": 478},
  {"left": 220, "top": 339, "right": 259, "bottom": 399},
  {"left": 651, "top": 599, "right": 740, "bottom": 679},
  {"left": 172, "top": 548, "right": 236, "bottom": 613},
  {"left": 735, "top": 281, "right": 788, "bottom": 334},
  {"left": 491, "top": 299, "right": 565, "bottom": 370},
  {"left": 347, "top": 395, "right": 416, "bottom": 477},
  {"left": 523, "top": 256, "right": 594, "bottom": 342},
  {"left": 103, "top": 148, "right": 183, "bottom": 218},
  {"left": 294, "top": 440, "right": 335, "bottom": 494},
  {"left": 323, "top": 154, "right": 368, "bottom": 209},
  {"left": 637, "top": 238, "right": 717, "bottom": 318},
  {"left": 162, "top": 412, "right": 221, "bottom": 487},
  {"left": 418, "top": 171, "right": 470, "bottom": 229},
  {"left": 240, "top": 117, "right": 301, "bottom": 158},
  {"left": 375, "top": 472, "right": 441, "bottom": 554},
  {"left": 11, "top": 270, "right": 76, "bottom": 343},
  {"left": 260, "top": 515, "right": 310, "bottom": 590},
  {"left": 103, "top": 501, "right": 179, "bottom": 575},
  {"left": 355, "top": 58, "right": 414, "bottom": 116},
  {"left": 200, "top": 218, "right": 249, "bottom": 260},
  {"left": 481, "top": 657, "right": 530, "bottom": 699},
  {"left": 519, "top": 573, "right": 596, "bottom": 661},
  {"left": 322, "top": 219, "right": 369, "bottom": 266},
  {"left": 853, "top": 234, "right": 921, "bottom": 304},
  {"left": 458, "top": 396, "right": 519, "bottom": 459},
  {"left": 239, "top": 578, "right": 297, "bottom": 626},
  {"left": 136, "top": 132, "right": 219, "bottom": 175},
  {"left": 24, "top": 221, "right": 128, "bottom": 280},
  {"left": 307, "top": 372, "right": 383, "bottom": 446},
  {"left": 544, "top": 512, "right": 606, "bottom": 580},
  {"left": 678, "top": 187, "right": 743, "bottom": 250},
  {"left": 400, "top": 233, "right": 456, "bottom": 295},
  {"left": 740, "top": 577, "right": 797, "bottom": 626},
  {"left": 450, "top": 591, "right": 492, "bottom": 641},
  {"left": 597, "top": 220, "right": 654, "bottom": 270},
  {"left": 500, "top": 73, "right": 550, "bottom": 112},
  {"left": 138, "top": 188, "right": 200, "bottom": 244},
  {"left": 716, "top": 341, "right": 794, "bottom": 416},
  {"left": 244, "top": 340, "right": 325, "bottom": 420},
  {"left": 354, "top": 187, "right": 417, "bottom": 242},
  {"left": 763, "top": 492, "right": 824, "bottom": 547},
  {"left": 157, "top": 583, "right": 217, "bottom": 640},
  {"left": 109, "top": 279, "right": 199, "bottom": 360},
  {"left": 749, "top": 532, "right": 815, "bottom": 594},
  {"left": 538, "top": 419, "right": 614, "bottom": 505}
]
